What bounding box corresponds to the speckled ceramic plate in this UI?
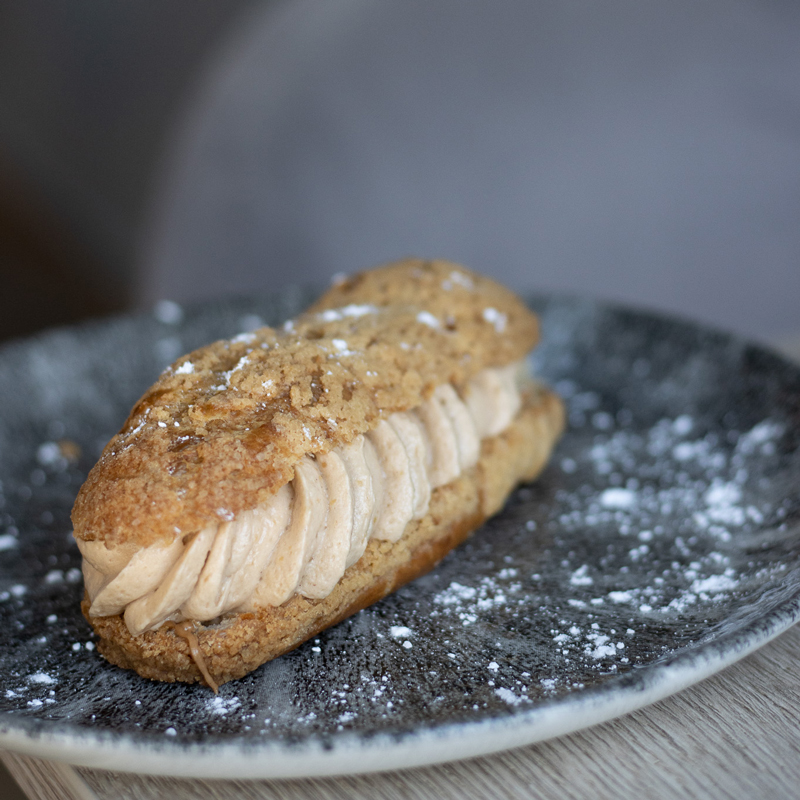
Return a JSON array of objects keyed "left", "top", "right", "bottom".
[{"left": 0, "top": 292, "right": 798, "bottom": 779}]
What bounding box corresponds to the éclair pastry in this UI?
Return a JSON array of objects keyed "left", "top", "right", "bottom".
[{"left": 72, "top": 259, "right": 564, "bottom": 689}]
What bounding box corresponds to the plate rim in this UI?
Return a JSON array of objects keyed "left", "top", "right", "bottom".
[
  {"left": 0, "top": 293, "right": 798, "bottom": 778},
  {"left": 0, "top": 592, "right": 797, "bottom": 778}
]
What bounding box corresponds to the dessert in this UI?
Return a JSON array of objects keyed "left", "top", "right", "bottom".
[{"left": 72, "top": 259, "right": 564, "bottom": 689}]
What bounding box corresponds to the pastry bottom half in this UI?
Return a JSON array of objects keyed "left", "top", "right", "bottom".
[{"left": 83, "top": 388, "right": 565, "bottom": 687}]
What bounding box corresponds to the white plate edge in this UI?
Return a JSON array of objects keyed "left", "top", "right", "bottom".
[{"left": 0, "top": 611, "right": 794, "bottom": 780}]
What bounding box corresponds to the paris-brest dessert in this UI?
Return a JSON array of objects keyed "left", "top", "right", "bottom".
[{"left": 72, "top": 260, "right": 564, "bottom": 690}]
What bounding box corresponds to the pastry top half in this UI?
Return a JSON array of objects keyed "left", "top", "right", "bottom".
[{"left": 72, "top": 259, "right": 539, "bottom": 551}]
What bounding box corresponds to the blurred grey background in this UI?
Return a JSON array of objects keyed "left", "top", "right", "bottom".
[
  {"left": 0, "top": 0, "right": 254, "bottom": 342},
  {"left": 0, "top": 0, "right": 798, "bottom": 349}
]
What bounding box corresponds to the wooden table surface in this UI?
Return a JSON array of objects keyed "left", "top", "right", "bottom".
[
  {"left": 3, "top": 621, "right": 800, "bottom": 800},
  {"left": 3, "top": 337, "right": 799, "bottom": 800}
]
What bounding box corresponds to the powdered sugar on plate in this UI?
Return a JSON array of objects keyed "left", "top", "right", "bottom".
[
  {"left": 0, "top": 292, "right": 798, "bottom": 759},
  {"left": 412, "top": 394, "right": 792, "bottom": 702}
]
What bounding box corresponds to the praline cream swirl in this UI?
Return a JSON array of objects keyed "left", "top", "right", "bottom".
[{"left": 78, "top": 362, "right": 527, "bottom": 636}]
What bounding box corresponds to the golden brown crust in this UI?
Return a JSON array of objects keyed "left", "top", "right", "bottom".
[
  {"left": 72, "top": 259, "right": 538, "bottom": 548},
  {"left": 84, "top": 387, "right": 565, "bottom": 688}
]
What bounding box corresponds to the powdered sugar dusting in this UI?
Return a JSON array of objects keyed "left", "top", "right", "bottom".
[
  {"left": 27, "top": 672, "right": 56, "bottom": 686},
  {"left": 482, "top": 307, "right": 508, "bottom": 333},
  {"left": 416, "top": 311, "right": 441, "bottom": 329},
  {"left": 174, "top": 361, "right": 194, "bottom": 375},
  {"left": 207, "top": 695, "right": 242, "bottom": 716},
  {"left": 0, "top": 292, "right": 797, "bottom": 749},
  {"left": 317, "top": 304, "right": 378, "bottom": 323},
  {"left": 330, "top": 339, "right": 358, "bottom": 357},
  {"left": 494, "top": 687, "right": 529, "bottom": 706},
  {"left": 432, "top": 577, "right": 518, "bottom": 626},
  {"left": 599, "top": 488, "right": 636, "bottom": 509},
  {"left": 418, "top": 376, "right": 792, "bottom": 697},
  {"left": 441, "top": 270, "right": 475, "bottom": 291}
]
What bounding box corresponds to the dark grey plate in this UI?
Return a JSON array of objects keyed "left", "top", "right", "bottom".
[{"left": 0, "top": 293, "right": 798, "bottom": 778}]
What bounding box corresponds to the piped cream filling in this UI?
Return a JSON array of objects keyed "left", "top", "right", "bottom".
[{"left": 78, "top": 362, "right": 527, "bottom": 636}]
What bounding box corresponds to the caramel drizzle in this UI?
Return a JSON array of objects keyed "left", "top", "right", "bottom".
[{"left": 164, "top": 620, "right": 219, "bottom": 693}]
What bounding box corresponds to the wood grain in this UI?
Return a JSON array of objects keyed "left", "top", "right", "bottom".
[
  {"left": 0, "top": 751, "right": 97, "bottom": 800},
  {"left": 1, "top": 620, "right": 798, "bottom": 800}
]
